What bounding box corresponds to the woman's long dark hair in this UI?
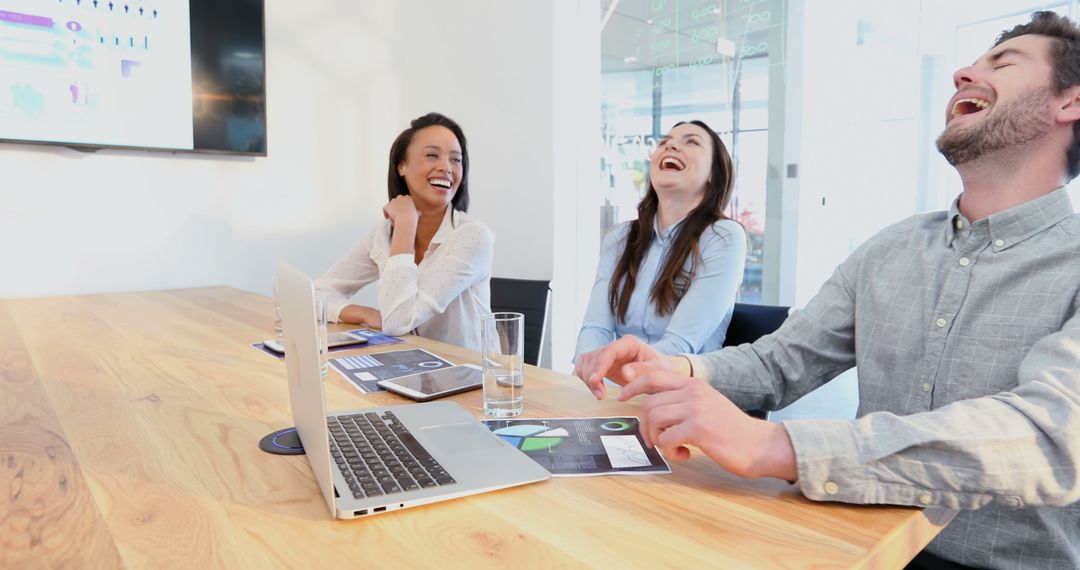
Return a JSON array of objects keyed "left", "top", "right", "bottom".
[
  {"left": 608, "top": 120, "right": 735, "bottom": 323},
  {"left": 386, "top": 112, "right": 470, "bottom": 213}
]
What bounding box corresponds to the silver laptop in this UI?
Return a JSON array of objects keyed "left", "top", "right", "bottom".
[{"left": 276, "top": 260, "right": 549, "bottom": 519}]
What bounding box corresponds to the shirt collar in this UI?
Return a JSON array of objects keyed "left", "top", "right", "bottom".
[
  {"left": 430, "top": 206, "right": 458, "bottom": 246},
  {"left": 946, "top": 187, "right": 1073, "bottom": 249},
  {"left": 945, "top": 197, "right": 969, "bottom": 247},
  {"left": 654, "top": 216, "right": 686, "bottom": 245}
]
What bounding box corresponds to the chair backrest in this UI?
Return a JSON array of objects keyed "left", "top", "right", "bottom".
[
  {"left": 489, "top": 277, "right": 552, "bottom": 366},
  {"left": 723, "top": 303, "right": 791, "bottom": 347},
  {"left": 724, "top": 303, "right": 791, "bottom": 420}
]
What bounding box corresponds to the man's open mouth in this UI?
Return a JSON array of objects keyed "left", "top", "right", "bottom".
[{"left": 951, "top": 97, "right": 991, "bottom": 120}]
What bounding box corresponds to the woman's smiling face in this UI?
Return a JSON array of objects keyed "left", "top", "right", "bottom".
[
  {"left": 649, "top": 122, "right": 713, "bottom": 196},
  {"left": 396, "top": 125, "right": 463, "bottom": 210}
]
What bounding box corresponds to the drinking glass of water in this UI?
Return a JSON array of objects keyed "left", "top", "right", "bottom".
[
  {"left": 272, "top": 277, "right": 283, "bottom": 341},
  {"left": 481, "top": 312, "right": 525, "bottom": 417},
  {"left": 315, "top": 295, "right": 329, "bottom": 377}
]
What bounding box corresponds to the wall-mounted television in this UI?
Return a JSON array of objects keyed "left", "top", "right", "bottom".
[{"left": 0, "top": 0, "right": 266, "bottom": 156}]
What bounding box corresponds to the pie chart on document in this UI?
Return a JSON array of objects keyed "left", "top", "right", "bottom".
[{"left": 492, "top": 424, "right": 568, "bottom": 452}]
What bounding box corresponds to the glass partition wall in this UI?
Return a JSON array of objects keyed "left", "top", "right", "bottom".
[
  {"left": 600, "top": 0, "right": 1077, "bottom": 308},
  {"left": 601, "top": 0, "right": 778, "bottom": 303}
]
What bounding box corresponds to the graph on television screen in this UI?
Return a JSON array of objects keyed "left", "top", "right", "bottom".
[{"left": 0, "top": 0, "right": 197, "bottom": 149}]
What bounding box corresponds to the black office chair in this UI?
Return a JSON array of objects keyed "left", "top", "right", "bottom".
[
  {"left": 723, "top": 303, "right": 791, "bottom": 348},
  {"left": 489, "top": 277, "right": 551, "bottom": 367},
  {"left": 723, "top": 303, "right": 791, "bottom": 419}
]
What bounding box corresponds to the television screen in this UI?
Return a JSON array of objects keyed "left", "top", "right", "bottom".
[{"left": 0, "top": 0, "right": 266, "bottom": 155}]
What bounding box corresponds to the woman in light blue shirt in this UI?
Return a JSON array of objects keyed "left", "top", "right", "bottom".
[{"left": 575, "top": 120, "right": 746, "bottom": 360}]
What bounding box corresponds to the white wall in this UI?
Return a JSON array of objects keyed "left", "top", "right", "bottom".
[
  {"left": 382, "top": 2, "right": 557, "bottom": 283},
  {"left": 788, "top": 0, "right": 864, "bottom": 307},
  {"left": 552, "top": 2, "right": 602, "bottom": 371},
  {"left": 0, "top": 1, "right": 583, "bottom": 318}
]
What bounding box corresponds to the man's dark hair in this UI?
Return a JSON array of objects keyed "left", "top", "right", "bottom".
[
  {"left": 387, "top": 112, "right": 470, "bottom": 213},
  {"left": 996, "top": 11, "right": 1080, "bottom": 178}
]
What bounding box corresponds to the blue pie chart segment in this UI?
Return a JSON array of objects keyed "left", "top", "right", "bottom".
[
  {"left": 498, "top": 435, "right": 523, "bottom": 448},
  {"left": 493, "top": 425, "right": 548, "bottom": 437}
]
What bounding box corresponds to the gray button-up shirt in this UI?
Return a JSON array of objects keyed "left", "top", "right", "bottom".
[{"left": 689, "top": 188, "right": 1080, "bottom": 569}]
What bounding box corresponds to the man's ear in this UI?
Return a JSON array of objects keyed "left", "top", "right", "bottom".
[{"left": 1056, "top": 85, "right": 1080, "bottom": 125}]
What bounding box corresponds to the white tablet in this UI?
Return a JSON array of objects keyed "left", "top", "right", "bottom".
[{"left": 377, "top": 364, "right": 483, "bottom": 402}]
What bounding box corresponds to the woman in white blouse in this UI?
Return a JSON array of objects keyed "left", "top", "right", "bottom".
[{"left": 314, "top": 113, "right": 493, "bottom": 350}]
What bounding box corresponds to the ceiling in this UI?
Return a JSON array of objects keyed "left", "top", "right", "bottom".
[{"left": 601, "top": 0, "right": 776, "bottom": 74}]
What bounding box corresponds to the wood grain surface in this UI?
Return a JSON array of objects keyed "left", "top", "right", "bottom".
[{"left": 0, "top": 287, "right": 955, "bottom": 569}]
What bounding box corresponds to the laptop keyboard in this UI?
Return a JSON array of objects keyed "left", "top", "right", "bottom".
[{"left": 328, "top": 411, "right": 457, "bottom": 500}]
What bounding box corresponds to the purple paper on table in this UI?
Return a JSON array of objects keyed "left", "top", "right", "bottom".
[
  {"left": 345, "top": 329, "right": 405, "bottom": 346},
  {"left": 250, "top": 342, "right": 285, "bottom": 360},
  {"left": 250, "top": 329, "right": 404, "bottom": 360}
]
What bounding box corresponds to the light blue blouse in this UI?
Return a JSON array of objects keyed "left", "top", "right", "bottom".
[{"left": 574, "top": 217, "right": 746, "bottom": 359}]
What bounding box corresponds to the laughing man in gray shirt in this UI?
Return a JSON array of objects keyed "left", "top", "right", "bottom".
[{"left": 576, "top": 12, "right": 1080, "bottom": 569}]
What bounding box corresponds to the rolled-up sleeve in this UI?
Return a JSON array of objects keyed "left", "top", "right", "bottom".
[
  {"left": 688, "top": 260, "right": 860, "bottom": 411},
  {"left": 786, "top": 309, "right": 1080, "bottom": 510}
]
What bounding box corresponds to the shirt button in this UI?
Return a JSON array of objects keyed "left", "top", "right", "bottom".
[
  {"left": 994, "top": 239, "right": 1005, "bottom": 247},
  {"left": 922, "top": 383, "right": 932, "bottom": 392},
  {"left": 958, "top": 257, "right": 970, "bottom": 267},
  {"left": 824, "top": 481, "right": 840, "bottom": 495},
  {"left": 919, "top": 493, "right": 933, "bottom": 505},
  {"left": 935, "top": 318, "right": 947, "bottom": 328},
  {"left": 955, "top": 219, "right": 964, "bottom": 230}
]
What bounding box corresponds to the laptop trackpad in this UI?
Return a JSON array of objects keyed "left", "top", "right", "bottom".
[{"left": 423, "top": 423, "right": 503, "bottom": 454}]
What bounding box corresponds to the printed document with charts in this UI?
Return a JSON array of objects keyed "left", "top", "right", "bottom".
[
  {"left": 482, "top": 417, "right": 671, "bottom": 476},
  {"left": 329, "top": 348, "right": 452, "bottom": 394}
]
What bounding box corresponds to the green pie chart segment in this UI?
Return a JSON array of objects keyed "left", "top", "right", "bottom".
[{"left": 520, "top": 437, "right": 562, "bottom": 452}]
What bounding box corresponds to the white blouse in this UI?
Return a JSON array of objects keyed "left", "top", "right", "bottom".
[{"left": 314, "top": 208, "right": 494, "bottom": 351}]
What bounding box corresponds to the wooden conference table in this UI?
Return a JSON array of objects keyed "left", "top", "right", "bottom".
[{"left": 1, "top": 287, "right": 955, "bottom": 569}]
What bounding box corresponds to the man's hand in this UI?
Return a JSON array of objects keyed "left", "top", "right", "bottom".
[
  {"left": 574, "top": 336, "right": 665, "bottom": 399},
  {"left": 621, "top": 369, "right": 798, "bottom": 480}
]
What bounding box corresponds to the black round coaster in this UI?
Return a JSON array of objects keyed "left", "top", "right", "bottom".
[{"left": 258, "top": 427, "right": 306, "bottom": 455}]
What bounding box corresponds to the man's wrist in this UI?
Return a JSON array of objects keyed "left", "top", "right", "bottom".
[
  {"left": 681, "top": 354, "right": 693, "bottom": 376},
  {"left": 670, "top": 354, "right": 692, "bottom": 376},
  {"left": 755, "top": 423, "right": 798, "bottom": 481}
]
